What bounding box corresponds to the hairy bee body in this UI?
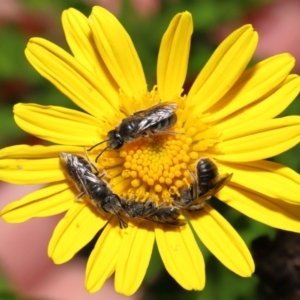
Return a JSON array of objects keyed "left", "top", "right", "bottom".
[
  {"left": 59, "top": 152, "right": 128, "bottom": 228},
  {"left": 110, "top": 102, "right": 177, "bottom": 146},
  {"left": 89, "top": 102, "right": 178, "bottom": 160},
  {"left": 196, "top": 158, "right": 219, "bottom": 194},
  {"left": 59, "top": 152, "right": 187, "bottom": 227},
  {"left": 122, "top": 200, "right": 186, "bottom": 226},
  {"left": 59, "top": 152, "right": 97, "bottom": 198},
  {"left": 173, "top": 158, "right": 232, "bottom": 211}
]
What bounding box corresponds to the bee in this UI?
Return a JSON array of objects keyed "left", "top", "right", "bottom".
[
  {"left": 88, "top": 102, "right": 178, "bottom": 161},
  {"left": 59, "top": 152, "right": 128, "bottom": 228},
  {"left": 121, "top": 200, "right": 186, "bottom": 226},
  {"left": 173, "top": 158, "right": 233, "bottom": 211}
]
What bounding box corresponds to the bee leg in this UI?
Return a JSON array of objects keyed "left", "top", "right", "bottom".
[
  {"left": 77, "top": 175, "right": 90, "bottom": 197},
  {"left": 186, "top": 164, "right": 198, "bottom": 199},
  {"left": 83, "top": 147, "right": 100, "bottom": 175},
  {"left": 97, "top": 170, "right": 107, "bottom": 180},
  {"left": 143, "top": 200, "right": 159, "bottom": 216},
  {"left": 165, "top": 130, "right": 184, "bottom": 136},
  {"left": 172, "top": 219, "right": 187, "bottom": 226},
  {"left": 89, "top": 160, "right": 99, "bottom": 176},
  {"left": 76, "top": 191, "right": 85, "bottom": 201},
  {"left": 156, "top": 202, "right": 167, "bottom": 208},
  {"left": 117, "top": 214, "right": 128, "bottom": 229}
]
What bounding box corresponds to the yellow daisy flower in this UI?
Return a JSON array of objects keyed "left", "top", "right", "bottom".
[{"left": 1, "top": 6, "right": 300, "bottom": 296}]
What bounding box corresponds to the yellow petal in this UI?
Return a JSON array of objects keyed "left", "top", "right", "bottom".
[
  {"left": 0, "top": 144, "right": 82, "bottom": 184},
  {"left": 14, "top": 103, "right": 104, "bottom": 146},
  {"left": 62, "top": 8, "right": 119, "bottom": 109},
  {"left": 25, "top": 38, "right": 116, "bottom": 120},
  {"left": 48, "top": 201, "right": 107, "bottom": 264},
  {"left": 0, "top": 157, "right": 63, "bottom": 184},
  {"left": 86, "top": 216, "right": 122, "bottom": 293},
  {"left": 89, "top": 7, "right": 146, "bottom": 97},
  {"left": 62, "top": 8, "right": 101, "bottom": 72},
  {"left": 213, "top": 116, "right": 300, "bottom": 162},
  {"left": 155, "top": 224, "right": 205, "bottom": 290},
  {"left": 219, "top": 185, "right": 300, "bottom": 232},
  {"left": 115, "top": 222, "right": 155, "bottom": 296},
  {"left": 210, "top": 54, "right": 296, "bottom": 122},
  {"left": 1, "top": 182, "right": 73, "bottom": 222},
  {"left": 215, "top": 75, "right": 300, "bottom": 130},
  {"left": 222, "top": 115, "right": 300, "bottom": 142},
  {"left": 0, "top": 144, "right": 82, "bottom": 159},
  {"left": 188, "top": 25, "right": 258, "bottom": 112},
  {"left": 220, "top": 160, "right": 300, "bottom": 205},
  {"left": 157, "top": 12, "right": 192, "bottom": 100},
  {"left": 187, "top": 204, "right": 254, "bottom": 277},
  {"left": 0, "top": 144, "right": 81, "bottom": 184}
]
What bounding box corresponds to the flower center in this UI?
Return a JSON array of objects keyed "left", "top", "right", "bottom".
[
  {"left": 91, "top": 89, "right": 222, "bottom": 204},
  {"left": 122, "top": 128, "right": 200, "bottom": 201},
  {"left": 97, "top": 130, "right": 196, "bottom": 202}
]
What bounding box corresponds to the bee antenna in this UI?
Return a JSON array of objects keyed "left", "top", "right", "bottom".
[
  {"left": 87, "top": 139, "right": 108, "bottom": 152},
  {"left": 118, "top": 214, "right": 128, "bottom": 229},
  {"left": 111, "top": 205, "right": 128, "bottom": 229},
  {"left": 95, "top": 146, "right": 110, "bottom": 163}
]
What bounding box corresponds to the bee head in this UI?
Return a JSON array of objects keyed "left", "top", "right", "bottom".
[
  {"left": 180, "top": 185, "right": 194, "bottom": 204},
  {"left": 101, "top": 194, "right": 122, "bottom": 214},
  {"left": 107, "top": 130, "right": 124, "bottom": 149}
]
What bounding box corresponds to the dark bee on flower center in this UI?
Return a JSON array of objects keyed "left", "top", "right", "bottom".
[
  {"left": 88, "top": 102, "right": 178, "bottom": 161},
  {"left": 173, "top": 158, "right": 233, "bottom": 211},
  {"left": 59, "top": 152, "right": 128, "bottom": 228},
  {"left": 121, "top": 200, "right": 186, "bottom": 226},
  {"left": 59, "top": 152, "right": 185, "bottom": 228}
]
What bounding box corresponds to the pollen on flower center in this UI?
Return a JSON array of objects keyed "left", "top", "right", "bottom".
[
  {"left": 91, "top": 89, "right": 222, "bottom": 203},
  {"left": 120, "top": 131, "right": 200, "bottom": 202},
  {"left": 95, "top": 122, "right": 205, "bottom": 203}
]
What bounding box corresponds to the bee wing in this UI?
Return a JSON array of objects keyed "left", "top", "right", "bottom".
[
  {"left": 166, "top": 219, "right": 186, "bottom": 226},
  {"left": 133, "top": 102, "right": 177, "bottom": 133},
  {"left": 133, "top": 102, "right": 177, "bottom": 117},
  {"left": 156, "top": 206, "right": 186, "bottom": 226},
  {"left": 199, "top": 173, "right": 233, "bottom": 199},
  {"left": 172, "top": 198, "right": 186, "bottom": 209}
]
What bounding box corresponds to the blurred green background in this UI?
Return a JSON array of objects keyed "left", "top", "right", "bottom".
[{"left": 1, "top": 0, "right": 300, "bottom": 299}]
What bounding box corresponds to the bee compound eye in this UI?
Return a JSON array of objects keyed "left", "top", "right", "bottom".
[
  {"left": 120, "top": 198, "right": 127, "bottom": 208},
  {"left": 108, "top": 131, "right": 124, "bottom": 149},
  {"left": 102, "top": 194, "right": 121, "bottom": 213},
  {"left": 170, "top": 207, "right": 180, "bottom": 218}
]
